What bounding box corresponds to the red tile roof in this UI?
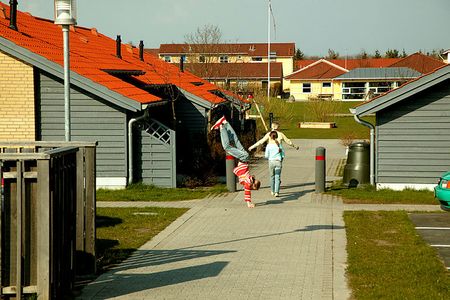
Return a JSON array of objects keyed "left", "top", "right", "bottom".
[
  {"left": 295, "top": 58, "right": 401, "bottom": 71},
  {"left": 181, "top": 62, "right": 283, "bottom": 79},
  {"left": 0, "top": 3, "right": 240, "bottom": 106},
  {"left": 388, "top": 52, "right": 446, "bottom": 74},
  {"left": 159, "top": 43, "right": 296, "bottom": 57},
  {"left": 286, "top": 60, "right": 347, "bottom": 80}
]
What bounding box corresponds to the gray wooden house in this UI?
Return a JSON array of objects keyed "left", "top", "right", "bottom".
[
  {"left": 351, "top": 64, "right": 450, "bottom": 190},
  {"left": 0, "top": 3, "right": 245, "bottom": 188}
]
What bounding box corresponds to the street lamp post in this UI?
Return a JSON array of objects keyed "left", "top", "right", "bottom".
[{"left": 54, "top": 0, "right": 77, "bottom": 141}]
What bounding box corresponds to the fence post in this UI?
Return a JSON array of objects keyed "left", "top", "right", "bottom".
[
  {"left": 226, "top": 155, "right": 236, "bottom": 192},
  {"left": 269, "top": 112, "right": 273, "bottom": 130},
  {"left": 315, "top": 147, "right": 326, "bottom": 193},
  {"left": 37, "top": 159, "right": 50, "bottom": 299},
  {"left": 85, "top": 146, "right": 97, "bottom": 274}
]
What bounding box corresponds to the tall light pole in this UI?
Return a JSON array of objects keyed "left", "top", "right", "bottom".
[{"left": 54, "top": 0, "right": 77, "bottom": 141}]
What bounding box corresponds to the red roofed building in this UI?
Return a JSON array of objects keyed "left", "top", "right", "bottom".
[
  {"left": 285, "top": 59, "right": 348, "bottom": 100},
  {"left": 294, "top": 58, "right": 401, "bottom": 71},
  {"left": 388, "top": 52, "right": 446, "bottom": 74},
  {"left": 155, "top": 42, "right": 296, "bottom": 94},
  {"left": 287, "top": 54, "right": 446, "bottom": 101},
  {"left": 0, "top": 2, "right": 247, "bottom": 188}
]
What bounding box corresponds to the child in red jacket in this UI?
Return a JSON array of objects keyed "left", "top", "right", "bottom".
[{"left": 211, "top": 116, "right": 261, "bottom": 208}]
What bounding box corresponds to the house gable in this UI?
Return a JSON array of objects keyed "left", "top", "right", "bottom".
[
  {"left": 376, "top": 79, "right": 450, "bottom": 186},
  {"left": 352, "top": 65, "right": 450, "bottom": 116}
]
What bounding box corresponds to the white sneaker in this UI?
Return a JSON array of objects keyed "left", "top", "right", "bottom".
[
  {"left": 271, "top": 192, "right": 275, "bottom": 196},
  {"left": 274, "top": 193, "right": 279, "bottom": 197}
]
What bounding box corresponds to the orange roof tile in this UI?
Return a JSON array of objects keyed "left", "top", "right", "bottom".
[
  {"left": 159, "top": 43, "right": 296, "bottom": 57},
  {"left": 295, "top": 58, "right": 401, "bottom": 71},
  {"left": 286, "top": 60, "right": 347, "bottom": 80},
  {"left": 387, "top": 52, "right": 446, "bottom": 74},
  {"left": 0, "top": 3, "right": 241, "bottom": 107}
]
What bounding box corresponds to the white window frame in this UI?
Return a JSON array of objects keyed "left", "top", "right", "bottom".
[
  {"left": 220, "top": 55, "right": 228, "bottom": 63},
  {"left": 302, "top": 83, "right": 311, "bottom": 93},
  {"left": 322, "top": 82, "right": 331, "bottom": 88}
]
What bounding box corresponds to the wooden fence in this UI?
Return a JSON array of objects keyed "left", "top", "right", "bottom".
[{"left": 0, "top": 141, "right": 97, "bottom": 299}]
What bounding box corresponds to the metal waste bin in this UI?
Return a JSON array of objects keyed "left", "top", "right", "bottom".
[{"left": 343, "top": 141, "right": 370, "bottom": 187}]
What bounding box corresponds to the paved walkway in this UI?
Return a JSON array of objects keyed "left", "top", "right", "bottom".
[{"left": 80, "top": 139, "right": 440, "bottom": 300}]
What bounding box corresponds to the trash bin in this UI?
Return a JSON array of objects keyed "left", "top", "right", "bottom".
[{"left": 343, "top": 141, "right": 370, "bottom": 187}]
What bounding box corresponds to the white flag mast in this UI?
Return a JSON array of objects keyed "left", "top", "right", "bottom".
[
  {"left": 267, "top": 0, "right": 276, "bottom": 101},
  {"left": 267, "top": 0, "right": 271, "bottom": 101}
]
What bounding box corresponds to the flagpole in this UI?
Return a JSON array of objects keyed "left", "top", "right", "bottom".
[{"left": 267, "top": 0, "right": 271, "bottom": 102}]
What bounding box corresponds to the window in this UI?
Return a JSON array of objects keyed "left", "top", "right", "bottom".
[
  {"left": 342, "top": 82, "right": 366, "bottom": 100},
  {"left": 302, "top": 83, "right": 311, "bottom": 93},
  {"left": 220, "top": 55, "right": 228, "bottom": 63},
  {"left": 199, "top": 55, "right": 205, "bottom": 63},
  {"left": 322, "top": 82, "right": 331, "bottom": 88},
  {"left": 252, "top": 57, "right": 263, "bottom": 62},
  {"left": 164, "top": 56, "right": 171, "bottom": 63}
]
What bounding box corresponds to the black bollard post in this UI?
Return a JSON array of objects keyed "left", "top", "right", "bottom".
[
  {"left": 269, "top": 113, "right": 273, "bottom": 130},
  {"left": 315, "top": 147, "right": 326, "bottom": 193},
  {"left": 226, "top": 155, "right": 236, "bottom": 192}
]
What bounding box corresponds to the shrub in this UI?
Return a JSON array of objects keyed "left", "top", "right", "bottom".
[{"left": 303, "top": 97, "right": 339, "bottom": 122}]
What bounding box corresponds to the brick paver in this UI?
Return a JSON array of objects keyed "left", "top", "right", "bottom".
[{"left": 79, "top": 139, "right": 441, "bottom": 299}]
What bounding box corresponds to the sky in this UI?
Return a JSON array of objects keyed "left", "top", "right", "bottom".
[{"left": 15, "top": 0, "right": 450, "bottom": 57}]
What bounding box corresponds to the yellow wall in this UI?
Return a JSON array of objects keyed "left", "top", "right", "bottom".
[
  {"left": 289, "top": 80, "right": 342, "bottom": 101},
  {"left": 0, "top": 51, "right": 35, "bottom": 141}
]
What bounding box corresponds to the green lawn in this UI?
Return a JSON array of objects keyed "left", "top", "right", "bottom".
[
  {"left": 345, "top": 211, "right": 450, "bottom": 299},
  {"left": 96, "top": 207, "right": 188, "bottom": 272},
  {"left": 252, "top": 98, "right": 373, "bottom": 139},
  {"left": 327, "top": 182, "right": 438, "bottom": 205},
  {"left": 97, "top": 183, "right": 227, "bottom": 201}
]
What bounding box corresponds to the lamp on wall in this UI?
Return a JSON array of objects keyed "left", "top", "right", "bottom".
[{"left": 54, "top": 0, "right": 77, "bottom": 141}]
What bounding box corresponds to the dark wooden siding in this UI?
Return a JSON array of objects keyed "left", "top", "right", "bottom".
[
  {"left": 134, "top": 122, "right": 176, "bottom": 188},
  {"left": 37, "top": 71, "right": 127, "bottom": 178},
  {"left": 376, "top": 80, "right": 450, "bottom": 184},
  {"left": 175, "top": 97, "right": 207, "bottom": 135}
]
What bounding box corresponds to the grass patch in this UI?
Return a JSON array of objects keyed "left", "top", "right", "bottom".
[
  {"left": 97, "top": 183, "right": 227, "bottom": 202},
  {"left": 252, "top": 98, "right": 372, "bottom": 139},
  {"left": 327, "top": 182, "right": 437, "bottom": 205},
  {"left": 345, "top": 211, "right": 450, "bottom": 299},
  {"left": 96, "top": 207, "right": 188, "bottom": 272}
]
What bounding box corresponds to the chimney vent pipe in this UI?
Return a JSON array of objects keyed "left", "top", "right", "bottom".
[
  {"left": 180, "top": 56, "right": 184, "bottom": 73},
  {"left": 116, "top": 35, "right": 122, "bottom": 59},
  {"left": 139, "top": 40, "right": 144, "bottom": 61},
  {"left": 9, "top": 0, "right": 18, "bottom": 31}
]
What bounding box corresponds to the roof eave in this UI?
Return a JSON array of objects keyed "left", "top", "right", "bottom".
[{"left": 0, "top": 36, "right": 148, "bottom": 112}]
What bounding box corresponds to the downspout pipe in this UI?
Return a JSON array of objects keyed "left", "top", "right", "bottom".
[
  {"left": 128, "top": 110, "right": 148, "bottom": 185},
  {"left": 352, "top": 112, "right": 375, "bottom": 185}
]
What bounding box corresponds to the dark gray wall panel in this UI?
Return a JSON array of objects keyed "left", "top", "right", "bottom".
[
  {"left": 37, "top": 71, "right": 127, "bottom": 177},
  {"left": 376, "top": 80, "right": 450, "bottom": 184}
]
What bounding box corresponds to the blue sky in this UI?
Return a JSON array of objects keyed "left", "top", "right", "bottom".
[{"left": 17, "top": 0, "right": 450, "bottom": 56}]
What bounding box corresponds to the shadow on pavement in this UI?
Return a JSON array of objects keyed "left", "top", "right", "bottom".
[
  {"left": 109, "top": 249, "right": 235, "bottom": 273},
  {"left": 295, "top": 225, "right": 345, "bottom": 231},
  {"left": 178, "top": 225, "right": 343, "bottom": 250},
  {"left": 83, "top": 261, "right": 229, "bottom": 298},
  {"left": 256, "top": 189, "right": 315, "bottom": 206},
  {"left": 280, "top": 182, "right": 315, "bottom": 190}
]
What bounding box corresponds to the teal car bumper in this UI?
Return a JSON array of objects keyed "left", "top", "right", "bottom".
[{"left": 435, "top": 172, "right": 450, "bottom": 212}]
